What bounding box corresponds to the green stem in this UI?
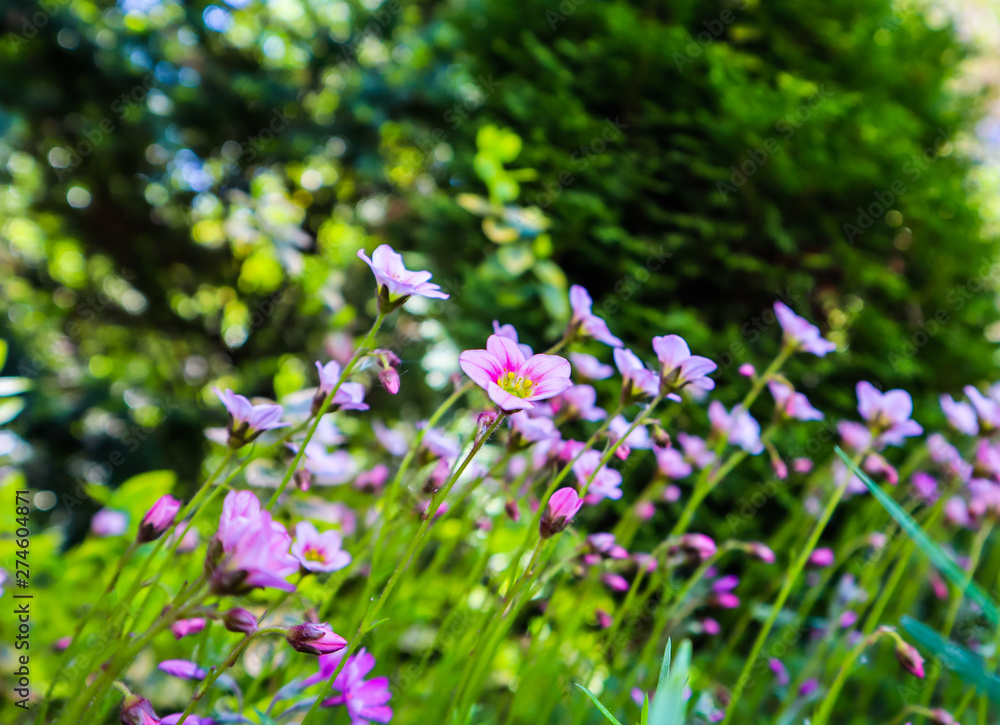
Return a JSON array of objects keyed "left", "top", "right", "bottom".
[
  {"left": 720, "top": 457, "right": 854, "bottom": 725},
  {"left": 267, "top": 311, "right": 387, "bottom": 510}
]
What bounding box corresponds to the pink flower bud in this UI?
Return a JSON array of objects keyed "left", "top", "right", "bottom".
[
  {"left": 808, "top": 548, "right": 835, "bottom": 568},
  {"left": 675, "top": 533, "right": 716, "bottom": 561},
  {"left": 636, "top": 501, "right": 655, "bottom": 520},
  {"left": 839, "top": 610, "right": 858, "bottom": 628},
  {"left": 602, "top": 573, "right": 630, "bottom": 592},
  {"left": 138, "top": 495, "right": 182, "bottom": 544},
  {"left": 378, "top": 367, "right": 400, "bottom": 395},
  {"left": 171, "top": 618, "right": 206, "bottom": 640},
  {"left": 772, "top": 458, "right": 788, "bottom": 480},
  {"left": 504, "top": 499, "right": 521, "bottom": 522},
  {"left": 285, "top": 622, "right": 347, "bottom": 656},
  {"left": 711, "top": 592, "right": 740, "bottom": 609},
  {"left": 747, "top": 542, "right": 776, "bottom": 564},
  {"left": 701, "top": 618, "right": 720, "bottom": 635},
  {"left": 769, "top": 658, "right": 789, "bottom": 685},
  {"left": 596, "top": 609, "right": 613, "bottom": 629},
  {"left": 159, "top": 659, "right": 207, "bottom": 680},
  {"left": 738, "top": 363, "right": 755, "bottom": 377},
  {"left": 223, "top": 607, "right": 258, "bottom": 634},
  {"left": 792, "top": 457, "right": 814, "bottom": 474},
  {"left": 120, "top": 694, "right": 160, "bottom": 725},
  {"left": 894, "top": 639, "right": 925, "bottom": 678},
  {"left": 663, "top": 484, "right": 681, "bottom": 503},
  {"left": 540, "top": 488, "right": 583, "bottom": 538},
  {"left": 798, "top": 678, "right": 819, "bottom": 697},
  {"left": 927, "top": 708, "right": 957, "bottom": 724}
]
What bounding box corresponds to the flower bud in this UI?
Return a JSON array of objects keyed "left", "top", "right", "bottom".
[
  {"left": 894, "top": 638, "right": 926, "bottom": 678},
  {"left": 294, "top": 467, "right": 312, "bottom": 493},
  {"left": 738, "top": 363, "right": 756, "bottom": 377},
  {"left": 747, "top": 541, "right": 776, "bottom": 564},
  {"left": 927, "top": 708, "right": 957, "bottom": 724},
  {"left": 171, "top": 618, "right": 206, "bottom": 640},
  {"left": 285, "top": 622, "right": 347, "bottom": 656},
  {"left": 504, "top": 499, "right": 520, "bottom": 522},
  {"left": 378, "top": 368, "right": 401, "bottom": 395},
  {"left": 120, "top": 694, "right": 159, "bottom": 725},
  {"left": 596, "top": 609, "right": 612, "bottom": 629},
  {"left": 539, "top": 488, "right": 583, "bottom": 538},
  {"left": 673, "top": 533, "right": 716, "bottom": 561},
  {"left": 223, "top": 607, "right": 259, "bottom": 634},
  {"left": 137, "top": 495, "right": 182, "bottom": 544},
  {"left": 808, "top": 548, "right": 835, "bottom": 568}
]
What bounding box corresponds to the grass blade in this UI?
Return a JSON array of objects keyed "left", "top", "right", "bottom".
[
  {"left": 574, "top": 683, "right": 624, "bottom": 725},
  {"left": 834, "top": 446, "right": 999, "bottom": 626}
]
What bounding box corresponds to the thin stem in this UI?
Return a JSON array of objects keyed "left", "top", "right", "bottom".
[{"left": 267, "top": 311, "right": 387, "bottom": 510}]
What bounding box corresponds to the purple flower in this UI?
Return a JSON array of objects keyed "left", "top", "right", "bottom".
[
  {"left": 768, "top": 381, "right": 823, "bottom": 421},
  {"left": 159, "top": 659, "right": 207, "bottom": 680},
  {"left": 213, "top": 388, "right": 288, "bottom": 448},
  {"left": 540, "top": 488, "right": 584, "bottom": 538},
  {"left": 319, "top": 648, "right": 393, "bottom": 724},
  {"left": 373, "top": 421, "right": 409, "bottom": 456},
  {"left": 840, "top": 610, "right": 859, "bottom": 628},
  {"left": 459, "top": 335, "right": 572, "bottom": 412},
  {"left": 856, "top": 382, "right": 923, "bottom": 446},
  {"left": 654, "top": 446, "right": 692, "bottom": 479},
  {"left": 138, "top": 495, "right": 182, "bottom": 544},
  {"left": 613, "top": 347, "right": 661, "bottom": 400},
  {"left": 291, "top": 521, "right": 352, "bottom": 573},
  {"left": 420, "top": 426, "right": 461, "bottom": 460},
  {"left": 774, "top": 301, "right": 836, "bottom": 356},
  {"left": 510, "top": 412, "right": 560, "bottom": 444},
  {"left": 798, "top": 678, "right": 820, "bottom": 697},
  {"left": 570, "top": 352, "right": 614, "bottom": 380},
  {"left": 91, "top": 508, "right": 128, "bottom": 537},
  {"left": 161, "top": 716, "right": 214, "bottom": 725},
  {"left": 709, "top": 401, "right": 763, "bottom": 454},
  {"left": 652, "top": 335, "right": 717, "bottom": 400},
  {"left": 712, "top": 574, "right": 739, "bottom": 592},
  {"left": 769, "top": 658, "right": 790, "bottom": 685},
  {"left": 314, "top": 361, "right": 369, "bottom": 413},
  {"left": 569, "top": 285, "right": 623, "bottom": 347},
  {"left": 940, "top": 393, "right": 979, "bottom": 435},
  {"left": 354, "top": 464, "right": 389, "bottom": 492},
  {"left": 291, "top": 443, "right": 358, "bottom": 486},
  {"left": 357, "top": 244, "right": 448, "bottom": 310},
  {"left": 550, "top": 384, "right": 607, "bottom": 422},
  {"left": 286, "top": 622, "right": 348, "bottom": 655},
  {"left": 963, "top": 385, "right": 1000, "bottom": 431},
  {"left": 171, "top": 618, "right": 206, "bottom": 640},
  {"left": 207, "top": 490, "right": 299, "bottom": 595},
  {"left": 837, "top": 421, "right": 873, "bottom": 453},
  {"left": 573, "top": 450, "right": 623, "bottom": 504},
  {"left": 677, "top": 433, "right": 716, "bottom": 469}
]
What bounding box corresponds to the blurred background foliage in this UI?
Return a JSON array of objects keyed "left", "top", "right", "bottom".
[{"left": 1, "top": 0, "right": 999, "bottom": 535}]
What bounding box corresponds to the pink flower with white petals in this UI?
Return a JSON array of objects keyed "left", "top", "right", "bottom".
[
  {"left": 550, "top": 384, "right": 607, "bottom": 422},
  {"left": 652, "top": 335, "right": 717, "bottom": 400},
  {"left": 613, "top": 347, "right": 660, "bottom": 400},
  {"left": 291, "top": 521, "right": 352, "bottom": 573},
  {"left": 492, "top": 320, "right": 534, "bottom": 357},
  {"left": 709, "top": 401, "right": 763, "bottom": 454},
  {"left": 654, "top": 446, "right": 693, "bottom": 479},
  {"left": 459, "top": 334, "right": 572, "bottom": 412},
  {"left": 569, "top": 285, "right": 623, "bottom": 347},
  {"left": 570, "top": 351, "right": 614, "bottom": 380},
  {"left": 314, "top": 361, "right": 369, "bottom": 413},
  {"left": 357, "top": 244, "right": 448, "bottom": 310},
  {"left": 677, "top": 432, "right": 716, "bottom": 469},
  {"left": 213, "top": 388, "right": 288, "bottom": 448}
]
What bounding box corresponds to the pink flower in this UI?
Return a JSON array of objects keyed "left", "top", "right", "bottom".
[
  {"left": 894, "top": 639, "right": 925, "bottom": 678},
  {"left": 290, "top": 443, "right": 358, "bottom": 486},
  {"left": 549, "top": 384, "right": 607, "bottom": 422},
  {"left": 568, "top": 285, "right": 623, "bottom": 347},
  {"left": 840, "top": 610, "right": 859, "bottom": 628},
  {"left": 674, "top": 533, "right": 716, "bottom": 561},
  {"left": 318, "top": 648, "right": 393, "bottom": 724},
  {"left": 161, "top": 716, "right": 213, "bottom": 725},
  {"left": 138, "top": 495, "right": 182, "bottom": 544},
  {"left": 540, "top": 488, "right": 584, "bottom": 538},
  {"left": 602, "top": 573, "right": 630, "bottom": 592},
  {"left": 286, "top": 622, "right": 348, "bottom": 655},
  {"left": 940, "top": 393, "right": 978, "bottom": 435},
  {"left": 963, "top": 385, "right": 1000, "bottom": 431},
  {"left": 223, "top": 607, "right": 258, "bottom": 634},
  {"left": 492, "top": 320, "right": 534, "bottom": 357},
  {"left": 774, "top": 301, "right": 836, "bottom": 356},
  {"left": 291, "top": 521, "right": 352, "bottom": 573},
  {"left": 856, "top": 381, "right": 923, "bottom": 447},
  {"left": 613, "top": 347, "right": 660, "bottom": 399},
  {"left": 654, "top": 446, "right": 693, "bottom": 479},
  {"left": 570, "top": 352, "right": 614, "bottom": 380},
  {"left": 91, "top": 508, "right": 128, "bottom": 537},
  {"left": 712, "top": 574, "right": 739, "bottom": 592},
  {"left": 792, "top": 457, "right": 814, "bottom": 474},
  {"left": 373, "top": 421, "right": 409, "bottom": 456},
  {"left": 354, "top": 464, "right": 389, "bottom": 492},
  {"left": 510, "top": 412, "right": 560, "bottom": 443},
  {"left": 652, "top": 335, "right": 717, "bottom": 400},
  {"left": 677, "top": 432, "right": 716, "bottom": 469},
  {"left": 159, "top": 659, "right": 207, "bottom": 680},
  {"left": 738, "top": 363, "right": 755, "bottom": 377},
  {"left": 171, "top": 618, "right": 206, "bottom": 640},
  {"left": 121, "top": 695, "right": 161, "bottom": 725},
  {"left": 573, "top": 450, "right": 623, "bottom": 503},
  {"left": 702, "top": 618, "right": 721, "bottom": 635},
  {"left": 709, "top": 401, "right": 763, "bottom": 454},
  {"left": 459, "top": 334, "right": 572, "bottom": 412},
  {"left": 663, "top": 484, "right": 681, "bottom": 502},
  {"left": 314, "top": 361, "right": 369, "bottom": 412},
  {"left": 799, "top": 678, "right": 819, "bottom": 697},
  {"left": 596, "top": 609, "right": 613, "bottom": 628},
  {"left": 768, "top": 381, "right": 823, "bottom": 421},
  {"left": 213, "top": 388, "right": 288, "bottom": 448},
  {"left": 207, "top": 490, "right": 299, "bottom": 595},
  {"left": 357, "top": 244, "right": 448, "bottom": 310},
  {"left": 711, "top": 592, "right": 740, "bottom": 608},
  {"left": 747, "top": 542, "right": 776, "bottom": 564}
]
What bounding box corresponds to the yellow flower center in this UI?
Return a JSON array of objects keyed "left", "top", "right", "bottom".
[
  {"left": 496, "top": 370, "right": 535, "bottom": 398},
  {"left": 303, "top": 547, "right": 326, "bottom": 563}
]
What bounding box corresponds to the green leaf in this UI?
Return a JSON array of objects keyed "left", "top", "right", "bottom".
[
  {"left": 901, "top": 616, "right": 1000, "bottom": 703},
  {"left": 0, "top": 339, "right": 7, "bottom": 370},
  {"left": 0, "top": 377, "right": 30, "bottom": 396},
  {"left": 649, "top": 639, "right": 690, "bottom": 725},
  {"left": 0, "top": 398, "right": 25, "bottom": 425},
  {"left": 835, "top": 447, "right": 999, "bottom": 626},
  {"left": 641, "top": 693, "right": 650, "bottom": 725},
  {"left": 574, "top": 683, "right": 624, "bottom": 725}
]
